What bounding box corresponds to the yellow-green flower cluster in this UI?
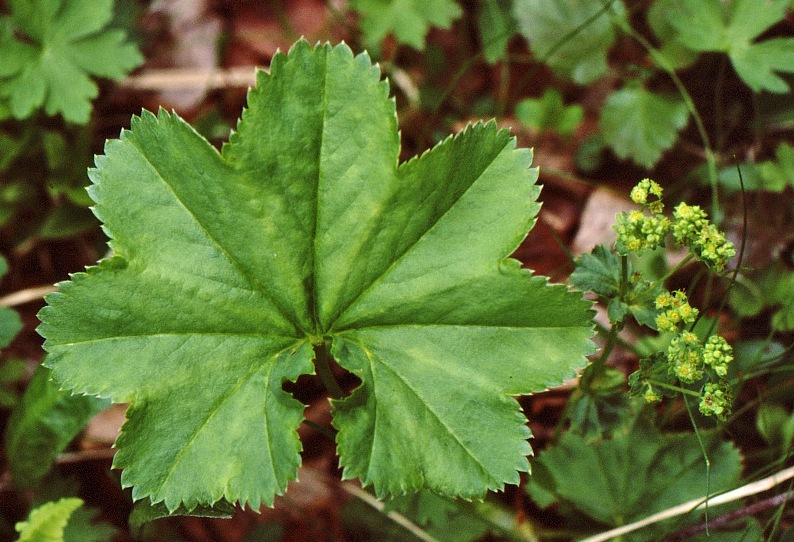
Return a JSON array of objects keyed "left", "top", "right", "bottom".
[
  {"left": 630, "top": 178, "right": 664, "bottom": 214},
  {"left": 672, "top": 202, "right": 736, "bottom": 271},
  {"left": 614, "top": 210, "right": 671, "bottom": 254},
  {"left": 615, "top": 179, "right": 670, "bottom": 254},
  {"left": 699, "top": 382, "right": 732, "bottom": 421},
  {"left": 655, "top": 290, "right": 698, "bottom": 333},
  {"left": 702, "top": 335, "right": 733, "bottom": 377},
  {"left": 668, "top": 331, "right": 704, "bottom": 383}
]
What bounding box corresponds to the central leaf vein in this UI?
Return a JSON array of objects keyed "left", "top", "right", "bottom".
[
  {"left": 310, "top": 52, "right": 331, "bottom": 336},
  {"left": 329, "top": 140, "right": 513, "bottom": 331},
  {"left": 366, "top": 346, "right": 495, "bottom": 483}
]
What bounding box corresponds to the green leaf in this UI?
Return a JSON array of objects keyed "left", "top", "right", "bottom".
[
  {"left": 759, "top": 142, "right": 794, "bottom": 192},
  {"left": 0, "top": 0, "right": 143, "bottom": 123},
  {"left": 62, "top": 506, "right": 117, "bottom": 542},
  {"left": 5, "top": 364, "right": 109, "bottom": 487},
  {"left": 599, "top": 87, "right": 689, "bottom": 168},
  {"left": 528, "top": 419, "right": 743, "bottom": 537},
  {"left": 513, "top": 0, "right": 625, "bottom": 84},
  {"left": 0, "top": 358, "right": 26, "bottom": 408},
  {"left": 479, "top": 0, "right": 517, "bottom": 63},
  {"left": 757, "top": 403, "right": 794, "bottom": 451},
  {"left": 351, "top": 0, "right": 462, "bottom": 50},
  {"left": 749, "top": 263, "right": 794, "bottom": 331},
  {"left": 570, "top": 245, "right": 622, "bottom": 298},
  {"left": 37, "top": 203, "right": 98, "bottom": 240},
  {"left": 567, "top": 367, "right": 635, "bottom": 442},
  {"left": 662, "top": 0, "right": 794, "bottom": 93},
  {"left": 16, "top": 497, "right": 83, "bottom": 542},
  {"left": 646, "top": 0, "right": 701, "bottom": 70},
  {"left": 0, "top": 255, "right": 22, "bottom": 348},
  {"left": 39, "top": 41, "right": 595, "bottom": 512},
  {"left": 732, "top": 340, "right": 786, "bottom": 376},
  {"left": 515, "top": 89, "right": 583, "bottom": 137},
  {"left": 570, "top": 246, "right": 663, "bottom": 327}
]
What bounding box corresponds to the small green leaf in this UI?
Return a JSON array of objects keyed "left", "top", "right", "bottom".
[
  {"left": 0, "top": 255, "right": 22, "bottom": 348},
  {"left": 39, "top": 40, "right": 595, "bottom": 512},
  {"left": 479, "top": 0, "right": 517, "bottom": 63},
  {"left": 0, "top": 0, "right": 143, "bottom": 123},
  {"left": 515, "top": 89, "right": 583, "bottom": 137},
  {"left": 5, "top": 364, "right": 109, "bottom": 487},
  {"left": 757, "top": 403, "right": 794, "bottom": 451},
  {"left": 514, "top": 0, "right": 625, "bottom": 84},
  {"left": 750, "top": 263, "right": 794, "bottom": 331},
  {"left": 567, "top": 367, "right": 635, "bottom": 442},
  {"left": 570, "top": 245, "right": 623, "bottom": 298},
  {"left": 758, "top": 142, "right": 794, "bottom": 192},
  {"left": 351, "top": 0, "right": 462, "bottom": 50},
  {"left": 731, "top": 340, "right": 786, "bottom": 373},
  {"left": 727, "top": 275, "right": 764, "bottom": 317},
  {"left": 528, "top": 419, "right": 743, "bottom": 536},
  {"left": 62, "top": 505, "right": 117, "bottom": 542},
  {"left": 16, "top": 497, "right": 83, "bottom": 542},
  {"left": 599, "top": 87, "right": 689, "bottom": 168}
]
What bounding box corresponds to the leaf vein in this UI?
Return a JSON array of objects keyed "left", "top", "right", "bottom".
[{"left": 330, "top": 138, "right": 513, "bottom": 330}]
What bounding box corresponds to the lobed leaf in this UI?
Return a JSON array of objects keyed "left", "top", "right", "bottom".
[
  {"left": 16, "top": 497, "right": 82, "bottom": 542},
  {"left": 0, "top": 0, "right": 143, "bottom": 123},
  {"left": 662, "top": 0, "right": 794, "bottom": 93},
  {"left": 39, "top": 40, "right": 595, "bottom": 512},
  {"left": 351, "top": 0, "right": 462, "bottom": 50},
  {"left": 514, "top": 0, "right": 626, "bottom": 84},
  {"left": 599, "top": 87, "right": 689, "bottom": 168}
]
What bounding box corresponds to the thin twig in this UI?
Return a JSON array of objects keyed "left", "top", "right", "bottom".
[
  {"left": 119, "top": 66, "right": 260, "bottom": 91},
  {"left": 341, "top": 482, "right": 441, "bottom": 542},
  {"left": 580, "top": 465, "right": 794, "bottom": 542},
  {"left": 664, "top": 490, "right": 793, "bottom": 540},
  {"left": 56, "top": 447, "right": 117, "bottom": 464},
  {"left": 0, "top": 285, "right": 57, "bottom": 307}
]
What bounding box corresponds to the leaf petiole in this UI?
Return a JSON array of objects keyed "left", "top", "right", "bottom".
[
  {"left": 646, "top": 379, "right": 700, "bottom": 398},
  {"left": 314, "top": 340, "right": 344, "bottom": 400}
]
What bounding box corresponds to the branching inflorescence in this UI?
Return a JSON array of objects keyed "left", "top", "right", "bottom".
[{"left": 618, "top": 179, "right": 736, "bottom": 420}]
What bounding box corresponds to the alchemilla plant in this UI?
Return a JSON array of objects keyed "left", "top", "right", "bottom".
[
  {"left": 573, "top": 178, "right": 737, "bottom": 424},
  {"left": 38, "top": 41, "right": 595, "bottom": 513}
]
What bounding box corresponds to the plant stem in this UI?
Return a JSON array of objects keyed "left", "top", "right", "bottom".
[
  {"left": 581, "top": 321, "right": 619, "bottom": 390},
  {"left": 684, "top": 395, "right": 712, "bottom": 533},
  {"left": 315, "top": 340, "right": 344, "bottom": 400},
  {"left": 302, "top": 419, "right": 337, "bottom": 440},
  {"left": 652, "top": 253, "right": 695, "bottom": 288},
  {"left": 647, "top": 379, "right": 700, "bottom": 398}
]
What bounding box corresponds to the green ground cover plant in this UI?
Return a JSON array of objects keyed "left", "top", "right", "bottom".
[{"left": 38, "top": 40, "right": 595, "bottom": 512}]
